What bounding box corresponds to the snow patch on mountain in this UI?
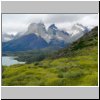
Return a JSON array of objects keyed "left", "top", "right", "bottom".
[
  {"left": 47, "top": 24, "right": 69, "bottom": 43},
  {"left": 68, "top": 23, "right": 89, "bottom": 43},
  {"left": 2, "top": 22, "right": 90, "bottom": 45},
  {"left": 2, "top": 33, "right": 15, "bottom": 42}
]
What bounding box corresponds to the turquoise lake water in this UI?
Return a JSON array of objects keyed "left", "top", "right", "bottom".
[{"left": 2, "top": 56, "right": 25, "bottom": 66}]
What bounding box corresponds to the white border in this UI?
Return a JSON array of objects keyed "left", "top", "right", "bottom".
[
  {"left": 1, "top": 0, "right": 100, "bottom": 1},
  {"left": 0, "top": 1, "right": 2, "bottom": 99},
  {"left": 98, "top": 13, "right": 99, "bottom": 86}
]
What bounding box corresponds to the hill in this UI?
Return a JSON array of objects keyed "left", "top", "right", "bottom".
[
  {"left": 51, "top": 26, "right": 98, "bottom": 58},
  {"left": 2, "top": 27, "right": 98, "bottom": 86}
]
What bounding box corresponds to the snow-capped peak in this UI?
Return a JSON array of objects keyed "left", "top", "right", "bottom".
[
  {"left": 2, "top": 22, "right": 90, "bottom": 45},
  {"left": 67, "top": 23, "right": 89, "bottom": 43},
  {"left": 72, "top": 23, "right": 88, "bottom": 32},
  {"left": 26, "top": 22, "right": 47, "bottom": 34},
  {"left": 49, "top": 24, "right": 58, "bottom": 30}
]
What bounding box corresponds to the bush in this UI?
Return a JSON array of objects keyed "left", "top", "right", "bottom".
[
  {"left": 64, "top": 70, "right": 84, "bottom": 79},
  {"left": 34, "top": 62, "right": 39, "bottom": 66},
  {"left": 58, "top": 72, "right": 64, "bottom": 78}
]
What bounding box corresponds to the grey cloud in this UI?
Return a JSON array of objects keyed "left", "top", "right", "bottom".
[
  {"left": 2, "top": 14, "right": 98, "bottom": 35},
  {"left": 45, "top": 14, "right": 85, "bottom": 24}
]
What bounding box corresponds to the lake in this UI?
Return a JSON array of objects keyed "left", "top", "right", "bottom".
[{"left": 2, "top": 56, "right": 25, "bottom": 66}]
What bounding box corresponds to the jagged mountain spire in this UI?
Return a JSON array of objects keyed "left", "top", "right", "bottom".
[{"left": 2, "top": 22, "right": 90, "bottom": 51}]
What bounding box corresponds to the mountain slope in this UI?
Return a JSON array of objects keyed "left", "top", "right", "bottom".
[
  {"left": 2, "top": 22, "right": 90, "bottom": 52},
  {"left": 2, "top": 33, "right": 48, "bottom": 52},
  {"left": 2, "top": 27, "right": 98, "bottom": 86},
  {"left": 52, "top": 26, "right": 98, "bottom": 58},
  {"left": 67, "top": 23, "right": 89, "bottom": 43}
]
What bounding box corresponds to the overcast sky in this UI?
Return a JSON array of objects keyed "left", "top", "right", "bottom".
[{"left": 2, "top": 14, "right": 98, "bottom": 35}]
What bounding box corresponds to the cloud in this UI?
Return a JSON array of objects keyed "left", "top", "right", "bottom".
[
  {"left": 2, "top": 14, "right": 98, "bottom": 35},
  {"left": 45, "top": 14, "right": 81, "bottom": 23}
]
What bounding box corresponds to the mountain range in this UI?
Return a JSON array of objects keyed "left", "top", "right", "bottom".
[
  {"left": 2, "top": 26, "right": 98, "bottom": 86},
  {"left": 2, "top": 22, "right": 89, "bottom": 52}
]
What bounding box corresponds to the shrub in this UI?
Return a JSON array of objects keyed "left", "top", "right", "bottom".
[
  {"left": 58, "top": 72, "right": 64, "bottom": 78},
  {"left": 64, "top": 70, "right": 84, "bottom": 79}
]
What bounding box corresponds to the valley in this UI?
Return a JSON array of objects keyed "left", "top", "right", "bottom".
[{"left": 2, "top": 27, "right": 98, "bottom": 86}]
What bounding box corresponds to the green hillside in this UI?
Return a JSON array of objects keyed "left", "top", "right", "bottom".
[{"left": 2, "top": 27, "right": 98, "bottom": 86}]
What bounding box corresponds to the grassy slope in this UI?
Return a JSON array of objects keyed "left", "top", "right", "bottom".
[{"left": 2, "top": 27, "right": 98, "bottom": 86}]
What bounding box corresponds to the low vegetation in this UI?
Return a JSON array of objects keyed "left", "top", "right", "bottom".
[{"left": 2, "top": 27, "right": 98, "bottom": 86}]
